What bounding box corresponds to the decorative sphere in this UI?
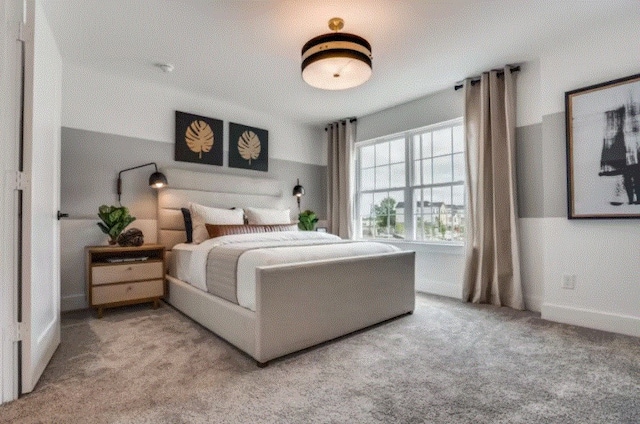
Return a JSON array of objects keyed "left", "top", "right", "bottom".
[{"left": 117, "top": 228, "right": 144, "bottom": 247}]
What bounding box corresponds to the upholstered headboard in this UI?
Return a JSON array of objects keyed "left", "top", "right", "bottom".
[{"left": 157, "top": 168, "right": 286, "bottom": 250}]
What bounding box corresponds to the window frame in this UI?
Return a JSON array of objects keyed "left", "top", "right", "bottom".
[{"left": 354, "top": 117, "right": 465, "bottom": 245}]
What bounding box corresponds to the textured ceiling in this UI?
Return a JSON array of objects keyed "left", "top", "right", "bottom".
[{"left": 41, "top": 0, "right": 636, "bottom": 127}]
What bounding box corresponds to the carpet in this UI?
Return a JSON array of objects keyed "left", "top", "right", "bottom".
[{"left": 1, "top": 294, "right": 638, "bottom": 423}]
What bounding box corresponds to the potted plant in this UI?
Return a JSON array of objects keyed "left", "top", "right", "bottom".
[
  {"left": 97, "top": 205, "right": 136, "bottom": 245},
  {"left": 298, "top": 209, "right": 319, "bottom": 231}
]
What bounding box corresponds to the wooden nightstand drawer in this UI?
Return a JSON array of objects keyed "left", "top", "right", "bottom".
[
  {"left": 92, "top": 279, "right": 164, "bottom": 305},
  {"left": 92, "top": 261, "right": 163, "bottom": 285},
  {"left": 86, "top": 244, "right": 166, "bottom": 317}
]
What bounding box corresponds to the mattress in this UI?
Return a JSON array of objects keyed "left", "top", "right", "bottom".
[{"left": 169, "top": 231, "right": 400, "bottom": 311}]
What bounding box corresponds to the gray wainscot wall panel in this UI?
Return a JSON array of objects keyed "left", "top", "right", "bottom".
[
  {"left": 541, "top": 112, "right": 568, "bottom": 218},
  {"left": 516, "top": 123, "right": 544, "bottom": 218},
  {"left": 61, "top": 127, "right": 327, "bottom": 220}
]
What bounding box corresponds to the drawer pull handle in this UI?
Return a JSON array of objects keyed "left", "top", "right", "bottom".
[
  {"left": 127, "top": 286, "right": 132, "bottom": 291},
  {"left": 127, "top": 267, "right": 133, "bottom": 271}
]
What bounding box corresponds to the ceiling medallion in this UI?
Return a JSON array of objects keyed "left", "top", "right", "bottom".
[{"left": 301, "top": 18, "right": 372, "bottom": 90}]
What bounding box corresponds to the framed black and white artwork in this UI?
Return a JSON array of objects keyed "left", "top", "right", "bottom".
[
  {"left": 175, "top": 111, "right": 223, "bottom": 166},
  {"left": 565, "top": 73, "right": 640, "bottom": 219},
  {"left": 228, "top": 122, "right": 268, "bottom": 172}
]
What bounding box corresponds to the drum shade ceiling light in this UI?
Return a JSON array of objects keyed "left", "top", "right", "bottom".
[{"left": 301, "top": 18, "right": 372, "bottom": 90}]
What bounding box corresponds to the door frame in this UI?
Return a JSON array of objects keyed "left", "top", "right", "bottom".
[{"left": 0, "top": 0, "right": 25, "bottom": 404}]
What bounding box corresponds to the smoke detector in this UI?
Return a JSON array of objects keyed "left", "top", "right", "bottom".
[{"left": 155, "top": 63, "right": 174, "bottom": 73}]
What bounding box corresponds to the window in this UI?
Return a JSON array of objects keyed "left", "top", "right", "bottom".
[{"left": 355, "top": 118, "right": 465, "bottom": 243}]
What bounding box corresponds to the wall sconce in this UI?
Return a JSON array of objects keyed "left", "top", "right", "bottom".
[
  {"left": 117, "top": 162, "right": 168, "bottom": 204},
  {"left": 292, "top": 178, "right": 305, "bottom": 213}
]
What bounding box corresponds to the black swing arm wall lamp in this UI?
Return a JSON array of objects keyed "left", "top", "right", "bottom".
[{"left": 117, "top": 162, "right": 168, "bottom": 204}]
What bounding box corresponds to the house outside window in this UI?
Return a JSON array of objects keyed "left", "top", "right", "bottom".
[{"left": 355, "top": 118, "right": 465, "bottom": 243}]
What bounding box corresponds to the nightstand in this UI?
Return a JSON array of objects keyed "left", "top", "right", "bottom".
[{"left": 85, "top": 244, "right": 165, "bottom": 318}]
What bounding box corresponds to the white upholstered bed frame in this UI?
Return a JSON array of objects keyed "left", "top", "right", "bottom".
[{"left": 158, "top": 168, "right": 415, "bottom": 366}]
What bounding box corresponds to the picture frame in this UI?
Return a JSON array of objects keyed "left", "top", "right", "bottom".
[
  {"left": 175, "top": 111, "right": 223, "bottom": 166},
  {"left": 228, "top": 122, "right": 268, "bottom": 172},
  {"left": 565, "top": 73, "right": 640, "bottom": 219}
]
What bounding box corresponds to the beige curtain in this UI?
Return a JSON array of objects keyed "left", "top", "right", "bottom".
[
  {"left": 327, "top": 119, "right": 356, "bottom": 239},
  {"left": 463, "top": 67, "right": 524, "bottom": 310}
]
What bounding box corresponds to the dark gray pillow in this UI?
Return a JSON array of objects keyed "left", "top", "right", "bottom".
[{"left": 180, "top": 208, "right": 193, "bottom": 243}]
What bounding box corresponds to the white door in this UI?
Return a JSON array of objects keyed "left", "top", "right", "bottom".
[{"left": 19, "top": 0, "right": 62, "bottom": 394}]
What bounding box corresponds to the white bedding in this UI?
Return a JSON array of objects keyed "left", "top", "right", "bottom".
[{"left": 169, "top": 231, "right": 400, "bottom": 311}]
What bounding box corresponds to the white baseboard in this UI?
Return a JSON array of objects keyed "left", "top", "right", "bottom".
[
  {"left": 542, "top": 303, "right": 640, "bottom": 337},
  {"left": 61, "top": 294, "right": 87, "bottom": 312}
]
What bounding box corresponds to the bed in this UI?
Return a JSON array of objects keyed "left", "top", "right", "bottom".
[{"left": 158, "top": 168, "right": 415, "bottom": 366}]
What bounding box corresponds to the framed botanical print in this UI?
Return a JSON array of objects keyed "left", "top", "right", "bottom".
[
  {"left": 228, "top": 122, "right": 268, "bottom": 172},
  {"left": 175, "top": 111, "right": 223, "bottom": 166},
  {"left": 565, "top": 73, "right": 640, "bottom": 218}
]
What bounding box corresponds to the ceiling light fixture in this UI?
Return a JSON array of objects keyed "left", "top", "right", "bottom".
[{"left": 301, "top": 17, "right": 372, "bottom": 90}]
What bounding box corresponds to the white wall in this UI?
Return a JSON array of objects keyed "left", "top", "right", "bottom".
[
  {"left": 62, "top": 64, "right": 325, "bottom": 166},
  {"left": 537, "top": 11, "right": 640, "bottom": 337}
]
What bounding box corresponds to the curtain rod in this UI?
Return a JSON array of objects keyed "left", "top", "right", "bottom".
[
  {"left": 324, "top": 117, "right": 357, "bottom": 131},
  {"left": 454, "top": 65, "right": 521, "bottom": 91}
]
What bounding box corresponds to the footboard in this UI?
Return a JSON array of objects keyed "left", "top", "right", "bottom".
[{"left": 254, "top": 251, "right": 415, "bottom": 364}]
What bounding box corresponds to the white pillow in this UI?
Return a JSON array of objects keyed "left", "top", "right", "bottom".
[
  {"left": 244, "top": 207, "right": 291, "bottom": 225},
  {"left": 189, "top": 203, "right": 244, "bottom": 244}
]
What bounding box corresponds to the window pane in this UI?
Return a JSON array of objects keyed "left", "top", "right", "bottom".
[
  {"left": 453, "top": 152, "right": 465, "bottom": 182},
  {"left": 413, "top": 188, "right": 423, "bottom": 216},
  {"left": 421, "top": 159, "right": 432, "bottom": 185},
  {"left": 433, "top": 186, "right": 451, "bottom": 204},
  {"left": 359, "top": 193, "right": 375, "bottom": 217},
  {"left": 452, "top": 125, "right": 464, "bottom": 153},
  {"left": 360, "top": 167, "right": 375, "bottom": 191},
  {"left": 359, "top": 193, "right": 375, "bottom": 239},
  {"left": 389, "top": 138, "right": 405, "bottom": 164},
  {"left": 360, "top": 145, "right": 375, "bottom": 168},
  {"left": 382, "top": 190, "right": 403, "bottom": 239},
  {"left": 432, "top": 128, "right": 452, "bottom": 156},
  {"left": 391, "top": 189, "right": 405, "bottom": 239},
  {"left": 421, "top": 133, "right": 432, "bottom": 159},
  {"left": 452, "top": 185, "right": 465, "bottom": 208},
  {"left": 390, "top": 163, "right": 405, "bottom": 188},
  {"left": 413, "top": 160, "right": 421, "bottom": 185},
  {"left": 375, "top": 141, "right": 390, "bottom": 165},
  {"left": 452, "top": 185, "right": 465, "bottom": 241},
  {"left": 433, "top": 186, "right": 452, "bottom": 241},
  {"left": 422, "top": 214, "right": 436, "bottom": 241},
  {"left": 375, "top": 166, "right": 389, "bottom": 189},
  {"left": 433, "top": 155, "right": 452, "bottom": 184},
  {"left": 422, "top": 188, "right": 432, "bottom": 213}
]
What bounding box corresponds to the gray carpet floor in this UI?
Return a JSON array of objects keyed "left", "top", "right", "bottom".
[{"left": 1, "top": 294, "right": 638, "bottom": 423}]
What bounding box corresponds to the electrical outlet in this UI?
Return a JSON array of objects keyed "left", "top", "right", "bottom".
[{"left": 562, "top": 274, "right": 576, "bottom": 289}]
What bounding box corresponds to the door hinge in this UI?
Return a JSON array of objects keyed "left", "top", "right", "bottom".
[
  {"left": 17, "top": 22, "right": 31, "bottom": 43},
  {"left": 14, "top": 171, "right": 29, "bottom": 190},
  {"left": 18, "top": 22, "right": 26, "bottom": 42},
  {"left": 14, "top": 322, "right": 23, "bottom": 342}
]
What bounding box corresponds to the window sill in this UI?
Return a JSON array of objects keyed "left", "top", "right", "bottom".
[{"left": 359, "top": 239, "right": 465, "bottom": 255}]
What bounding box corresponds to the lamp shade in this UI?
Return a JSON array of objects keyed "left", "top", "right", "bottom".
[
  {"left": 301, "top": 19, "right": 372, "bottom": 90},
  {"left": 149, "top": 171, "right": 168, "bottom": 188},
  {"left": 293, "top": 179, "right": 305, "bottom": 197}
]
